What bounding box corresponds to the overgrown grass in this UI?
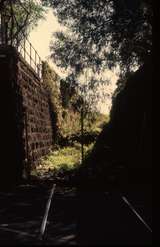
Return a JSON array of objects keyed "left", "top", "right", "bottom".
[
  {"left": 35, "top": 143, "right": 95, "bottom": 178},
  {"left": 32, "top": 112, "right": 108, "bottom": 179}
]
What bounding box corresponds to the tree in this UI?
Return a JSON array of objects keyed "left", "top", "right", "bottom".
[
  {"left": 43, "top": 0, "right": 152, "bottom": 77},
  {"left": 43, "top": 0, "right": 152, "bottom": 169},
  {"left": 0, "top": 0, "right": 46, "bottom": 45}
]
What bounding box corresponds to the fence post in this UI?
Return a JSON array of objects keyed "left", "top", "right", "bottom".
[
  {"left": 30, "top": 42, "right": 32, "bottom": 66},
  {"left": 35, "top": 50, "right": 37, "bottom": 73},
  {"left": 0, "top": 11, "right": 5, "bottom": 44},
  {"left": 39, "top": 56, "right": 41, "bottom": 78},
  {"left": 81, "top": 106, "right": 84, "bottom": 165},
  {"left": 24, "top": 38, "right": 26, "bottom": 60}
]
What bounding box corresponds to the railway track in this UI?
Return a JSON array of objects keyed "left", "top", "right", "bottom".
[
  {"left": 0, "top": 183, "right": 77, "bottom": 245},
  {"left": 121, "top": 195, "right": 152, "bottom": 233},
  {"left": 78, "top": 189, "right": 152, "bottom": 245},
  {"left": 39, "top": 183, "right": 56, "bottom": 240},
  {"left": 0, "top": 183, "right": 152, "bottom": 245}
]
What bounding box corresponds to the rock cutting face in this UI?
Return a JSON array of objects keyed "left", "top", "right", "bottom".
[{"left": 79, "top": 58, "right": 152, "bottom": 188}]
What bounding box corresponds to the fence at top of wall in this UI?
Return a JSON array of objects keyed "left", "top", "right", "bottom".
[
  {"left": 0, "top": 0, "right": 42, "bottom": 79},
  {"left": 18, "top": 37, "right": 42, "bottom": 79}
]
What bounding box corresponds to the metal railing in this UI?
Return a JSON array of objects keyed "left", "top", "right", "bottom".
[
  {"left": 0, "top": 32, "right": 43, "bottom": 79},
  {"left": 17, "top": 36, "right": 42, "bottom": 79}
]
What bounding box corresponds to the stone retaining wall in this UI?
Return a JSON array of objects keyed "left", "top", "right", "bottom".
[{"left": 0, "top": 46, "right": 54, "bottom": 184}]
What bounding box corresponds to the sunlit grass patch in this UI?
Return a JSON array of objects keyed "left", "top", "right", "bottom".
[
  {"left": 35, "top": 143, "right": 95, "bottom": 178},
  {"left": 44, "top": 146, "right": 81, "bottom": 170}
]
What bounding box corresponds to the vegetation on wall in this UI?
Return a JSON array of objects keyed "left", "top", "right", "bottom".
[
  {"left": 42, "top": 61, "right": 62, "bottom": 143},
  {"left": 42, "top": 61, "right": 109, "bottom": 145},
  {"left": 34, "top": 61, "right": 109, "bottom": 179}
]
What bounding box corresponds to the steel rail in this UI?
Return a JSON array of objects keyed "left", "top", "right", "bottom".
[
  {"left": 121, "top": 196, "right": 152, "bottom": 233},
  {"left": 104, "top": 192, "right": 152, "bottom": 233},
  {"left": 0, "top": 226, "right": 36, "bottom": 239},
  {"left": 39, "top": 183, "right": 56, "bottom": 240}
]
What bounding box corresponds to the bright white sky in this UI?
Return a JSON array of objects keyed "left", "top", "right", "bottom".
[
  {"left": 29, "top": 8, "right": 66, "bottom": 77},
  {"left": 29, "top": 8, "right": 118, "bottom": 114}
]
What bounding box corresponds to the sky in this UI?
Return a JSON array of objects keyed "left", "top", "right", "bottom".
[
  {"left": 29, "top": 8, "right": 118, "bottom": 114},
  {"left": 29, "top": 8, "right": 66, "bottom": 77}
]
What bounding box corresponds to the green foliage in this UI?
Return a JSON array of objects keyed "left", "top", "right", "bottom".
[
  {"left": 60, "top": 109, "right": 109, "bottom": 139},
  {"left": 60, "top": 77, "right": 78, "bottom": 109},
  {"left": 84, "top": 112, "right": 110, "bottom": 133},
  {"left": 15, "top": 0, "right": 45, "bottom": 31},
  {"left": 46, "top": 0, "right": 152, "bottom": 82},
  {"left": 41, "top": 147, "right": 81, "bottom": 171},
  {"left": 42, "top": 62, "right": 109, "bottom": 148},
  {"left": 33, "top": 64, "right": 109, "bottom": 177},
  {"left": 42, "top": 61, "right": 63, "bottom": 141},
  {"left": 36, "top": 143, "right": 94, "bottom": 178},
  {"left": 42, "top": 62, "right": 81, "bottom": 139},
  {"left": 0, "top": 0, "right": 46, "bottom": 44},
  {"left": 60, "top": 110, "right": 81, "bottom": 137}
]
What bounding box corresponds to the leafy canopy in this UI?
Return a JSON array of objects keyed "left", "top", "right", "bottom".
[
  {"left": 43, "top": 0, "right": 152, "bottom": 75},
  {"left": 40, "top": 0, "right": 152, "bottom": 114}
]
